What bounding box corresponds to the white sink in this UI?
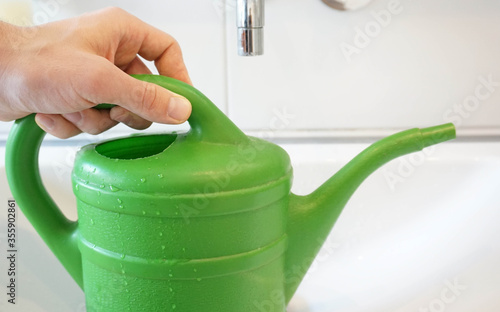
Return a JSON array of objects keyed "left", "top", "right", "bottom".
[
  {"left": 1, "top": 140, "right": 499, "bottom": 311},
  {"left": 286, "top": 141, "right": 500, "bottom": 312}
]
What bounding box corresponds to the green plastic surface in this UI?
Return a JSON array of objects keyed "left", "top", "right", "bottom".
[{"left": 5, "top": 75, "right": 456, "bottom": 311}]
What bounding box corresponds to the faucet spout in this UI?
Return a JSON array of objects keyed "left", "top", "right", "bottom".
[{"left": 237, "top": 0, "right": 264, "bottom": 56}]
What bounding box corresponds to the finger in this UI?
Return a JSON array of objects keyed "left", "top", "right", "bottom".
[
  {"left": 35, "top": 113, "right": 82, "bottom": 139},
  {"left": 153, "top": 40, "right": 192, "bottom": 86},
  {"left": 122, "top": 56, "right": 153, "bottom": 75},
  {"left": 119, "top": 58, "right": 189, "bottom": 127},
  {"left": 110, "top": 106, "right": 152, "bottom": 130},
  {"left": 118, "top": 74, "right": 192, "bottom": 124},
  {"left": 62, "top": 108, "right": 118, "bottom": 135},
  {"left": 80, "top": 58, "right": 192, "bottom": 125},
  {"left": 109, "top": 9, "right": 192, "bottom": 85}
]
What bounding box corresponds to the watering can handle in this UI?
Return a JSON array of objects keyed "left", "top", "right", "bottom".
[
  {"left": 131, "top": 74, "right": 247, "bottom": 144},
  {"left": 5, "top": 75, "right": 247, "bottom": 289}
]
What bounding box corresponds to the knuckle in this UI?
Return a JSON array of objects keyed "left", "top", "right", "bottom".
[
  {"left": 82, "top": 66, "right": 109, "bottom": 102},
  {"left": 51, "top": 128, "right": 76, "bottom": 140},
  {"left": 102, "top": 6, "right": 126, "bottom": 17},
  {"left": 136, "top": 82, "right": 158, "bottom": 113},
  {"left": 57, "top": 133, "right": 73, "bottom": 139},
  {"left": 85, "top": 120, "right": 110, "bottom": 136},
  {"left": 85, "top": 126, "right": 102, "bottom": 135}
]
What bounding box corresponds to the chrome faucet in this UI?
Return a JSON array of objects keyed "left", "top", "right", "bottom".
[{"left": 236, "top": 0, "right": 264, "bottom": 56}]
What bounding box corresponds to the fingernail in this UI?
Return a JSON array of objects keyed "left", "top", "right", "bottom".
[
  {"left": 35, "top": 114, "right": 55, "bottom": 131},
  {"left": 167, "top": 96, "right": 191, "bottom": 122},
  {"left": 63, "top": 112, "right": 82, "bottom": 124}
]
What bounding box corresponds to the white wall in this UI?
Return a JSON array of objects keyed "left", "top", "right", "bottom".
[
  {"left": 1, "top": 0, "right": 499, "bottom": 140},
  {"left": 227, "top": 0, "right": 500, "bottom": 138}
]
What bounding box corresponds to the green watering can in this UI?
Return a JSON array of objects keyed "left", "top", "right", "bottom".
[{"left": 6, "top": 75, "right": 456, "bottom": 311}]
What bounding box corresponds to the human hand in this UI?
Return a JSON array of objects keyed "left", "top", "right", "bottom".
[{"left": 0, "top": 7, "right": 192, "bottom": 138}]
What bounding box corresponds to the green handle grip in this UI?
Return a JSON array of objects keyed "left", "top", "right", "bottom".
[
  {"left": 6, "top": 114, "right": 83, "bottom": 286},
  {"left": 5, "top": 75, "right": 246, "bottom": 288}
]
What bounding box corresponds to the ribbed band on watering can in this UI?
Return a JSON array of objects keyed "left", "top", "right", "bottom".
[
  {"left": 71, "top": 131, "right": 293, "bottom": 262},
  {"left": 72, "top": 134, "right": 293, "bottom": 214}
]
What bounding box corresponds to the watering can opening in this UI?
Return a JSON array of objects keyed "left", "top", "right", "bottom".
[{"left": 95, "top": 133, "right": 178, "bottom": 160}]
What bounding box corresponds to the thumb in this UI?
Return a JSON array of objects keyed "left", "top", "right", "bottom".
[{"left": 92, "top": 64, "right": 192, "bottom": 124}]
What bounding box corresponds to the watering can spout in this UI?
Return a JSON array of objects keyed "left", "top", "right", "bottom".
[{"left": 284, "top": 123, "right": 456, "bottom": 302}]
